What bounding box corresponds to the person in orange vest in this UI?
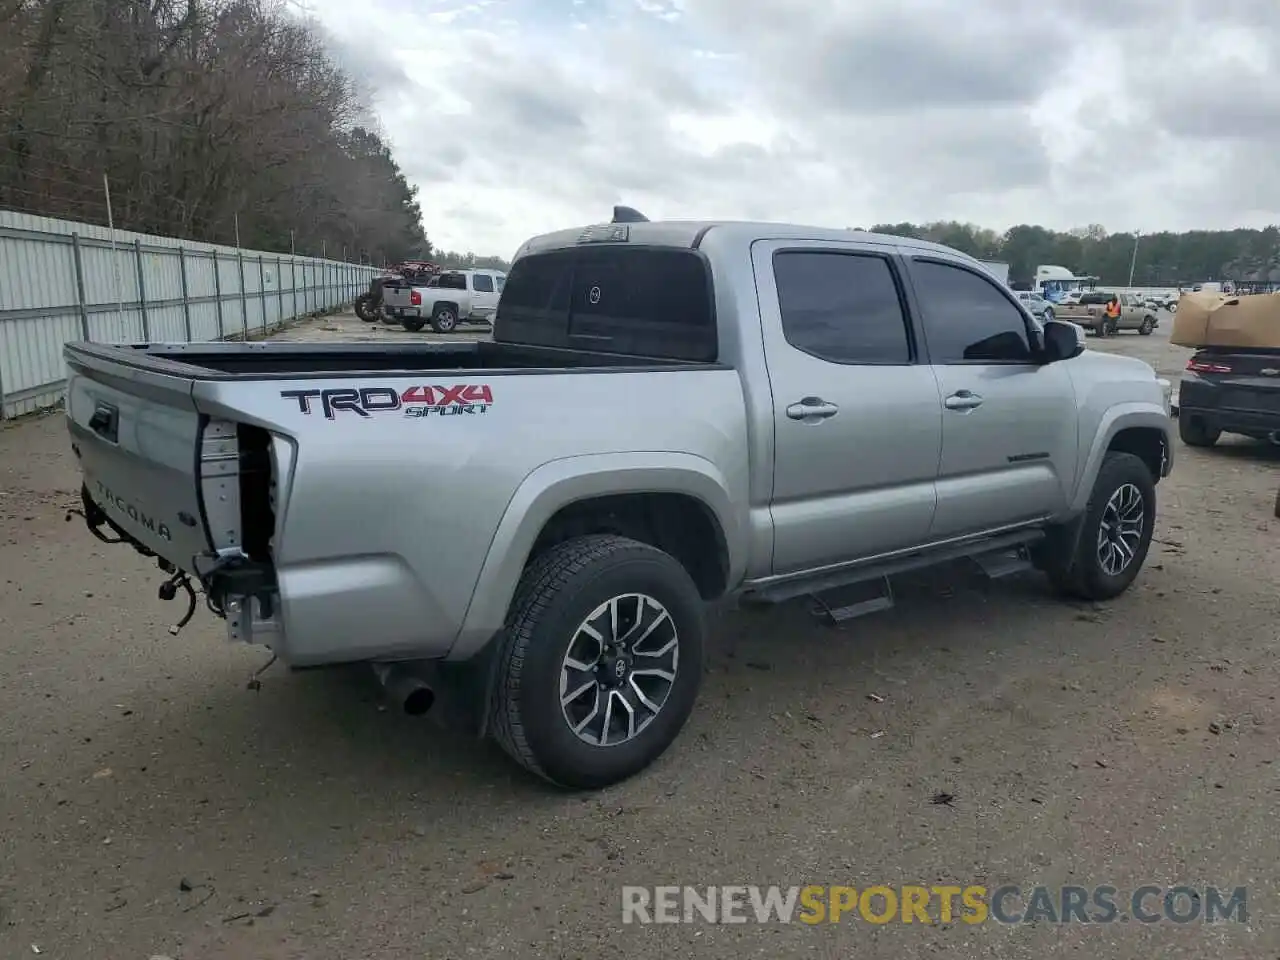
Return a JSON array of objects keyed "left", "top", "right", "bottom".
[{"left": 1101, "top": 294, "right": 1121, "bottom": 336}]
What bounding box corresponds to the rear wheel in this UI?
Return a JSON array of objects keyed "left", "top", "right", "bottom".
[
  {"left": 1139, "top": 316, "right": 1155, "bottom": 335},
  {"left": 490, "top": 535, "right": 705, "bottom": 789},
  {"left": 431, "top": 305, "right": 458, "bottom": 333},
  {"left": 1042, "top": 451, "right": 1156, "bottom": 601},
  {"left": 355, "top": 294, "right": 377, "bottom": 322},
  {"left": 1178, "top": 409, "right": 1221, "bottom": 447}
]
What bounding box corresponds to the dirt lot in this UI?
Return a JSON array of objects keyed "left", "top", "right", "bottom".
[{"left": 2, "top": 309, "right": 1277, "bottom": 959}]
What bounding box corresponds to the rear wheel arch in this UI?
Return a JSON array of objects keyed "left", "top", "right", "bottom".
[
  {"left": 527, "top": 491, "right": 731, "bottom": 600},
  {"left": 450, "top": 458, "right": 741, "bottom": 662}
]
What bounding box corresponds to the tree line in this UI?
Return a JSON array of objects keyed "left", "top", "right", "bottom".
[
  {"left": 1, "top": 0, "right": 429, "bottom": 264},
  {"left": 863, "top": 221, "right": 1280, "bottom": 289},
  {"left": 432, "top": 250, "right": 512, "bottom": 272}
]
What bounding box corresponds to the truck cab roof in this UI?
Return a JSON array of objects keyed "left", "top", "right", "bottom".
[{"left": 513, "top": 219, "right": 991, "bottom": 269}]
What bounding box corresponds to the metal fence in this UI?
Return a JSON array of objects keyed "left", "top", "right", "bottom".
[{"left": 0, "top": 210, "right": 380, "bottom": 419}]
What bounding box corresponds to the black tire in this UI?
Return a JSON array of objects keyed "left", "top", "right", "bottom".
[
  {"left": 490, "top": 534, "right": 706, "bottom": 790},
  {"left": 430, "top": 304, "right": 458, "bottom": 333},
  {"left": 1178, "top": 409, "right": 1221, "bottom": 447},
  {"left": 1043, "top": 308, "right": 1055, "bottom": 324},
  {"left": 401, "top": 317, "right": 426, "bottom": 332},
  {"left": 1042, "top": 451, "right": 1156, "bottom": 601},
  {"left": 1139, "top": 316, "right": 1155, "bottom": 335},
  {"left": 354, "top": 294, "right": 376, "bottom": 322}
]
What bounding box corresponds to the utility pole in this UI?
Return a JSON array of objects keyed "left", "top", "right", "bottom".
[{"left": 1128, "top": 232, "right": 1141, "bottom": 288}]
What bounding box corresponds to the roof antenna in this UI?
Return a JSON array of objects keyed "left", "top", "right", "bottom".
[{"left": 612, "top": 205, "right": 648, "bottom": 224}]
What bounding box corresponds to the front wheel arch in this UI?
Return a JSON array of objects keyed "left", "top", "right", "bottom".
[{"left": 1069, "top": 410, "right": 1171, "bottom": 513}]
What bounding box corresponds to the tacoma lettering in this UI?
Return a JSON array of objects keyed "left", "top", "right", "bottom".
[{"left": 94, "top": 480, "right": 173, "bottom": 541}]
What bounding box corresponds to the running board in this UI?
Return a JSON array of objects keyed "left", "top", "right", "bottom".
[
  {"left": 809, "top": 578, "right": 895, "bottom": 625},
  {"left": 746, "top": 528, "right": 1047, "bottom": 605},
  {"left": 971, "top": 545, "right": 1035, "bottom": 580}
]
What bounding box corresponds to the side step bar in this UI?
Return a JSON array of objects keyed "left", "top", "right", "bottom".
[{"left": 745, "top": 529, "right": 1045, "bottom": 626}]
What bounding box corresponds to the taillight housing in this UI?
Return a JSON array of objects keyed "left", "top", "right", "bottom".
[
  {"left": 410, "top": 290, "right": 422, "bottom": 306},
  {"left": 1187, "top": 359, "right": 1232, "bottom": 373}
]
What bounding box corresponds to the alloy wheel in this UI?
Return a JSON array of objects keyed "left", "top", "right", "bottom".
[
  {"left": 1096, "top": 482, "right": 1145, "bottom": 576},
  {"left": 559, "top": 593, "right": 679, "bottom": 747}
]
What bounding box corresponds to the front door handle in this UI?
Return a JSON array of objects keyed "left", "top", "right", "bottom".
[
  {"left": 786, "top": 397, "right": 840, "bottom": 421},
  {"left": 944, "top": 390, "right": 984, "bottom": 411}
]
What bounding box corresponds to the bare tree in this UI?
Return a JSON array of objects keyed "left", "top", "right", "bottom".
[{"left": 0, "top": 0, "right": 428, "bottom": 261}]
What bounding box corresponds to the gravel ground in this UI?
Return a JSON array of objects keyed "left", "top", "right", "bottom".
[{"left": 2, "top": 308, "right": 1277, "bottom": 959}]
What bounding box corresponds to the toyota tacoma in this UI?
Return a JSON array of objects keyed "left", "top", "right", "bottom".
[{"left": 64, "top": 209, "right": 1175, "bottom": 789}]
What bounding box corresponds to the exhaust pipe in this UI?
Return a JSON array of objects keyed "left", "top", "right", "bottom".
[{"left": 372, "top": 663, "right": 435, "bottom": 716}]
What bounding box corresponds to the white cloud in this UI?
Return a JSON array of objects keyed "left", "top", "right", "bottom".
[{"left": 307, "top": 0, "right": 1280, "bottom": 256}]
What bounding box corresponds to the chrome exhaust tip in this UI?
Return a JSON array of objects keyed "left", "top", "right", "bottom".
[{"left": 372, "top": 663, "right": 436, "bottom": 716}]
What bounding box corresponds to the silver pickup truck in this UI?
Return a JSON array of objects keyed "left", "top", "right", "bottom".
[{"left": 64, "top": 210, "right": 1175, "bottom": 789}]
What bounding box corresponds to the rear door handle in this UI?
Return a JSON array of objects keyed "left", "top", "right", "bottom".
[
  {"left": 786, "top": 397, "right": 840, "bottom": 421},
  {"left": 944, "top": 390, "right": 984, "bottom": 411}
]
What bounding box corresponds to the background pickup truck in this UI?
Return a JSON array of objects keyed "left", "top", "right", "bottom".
[
  {"left": 1056, "top": 292, "right": 1159, "bottom": 337},
  {"left": 64, "top": 210, "right": 1175, "bottom": 790},
  {"left": 381, "top": 268, "right": 505, "bottom": 333}
]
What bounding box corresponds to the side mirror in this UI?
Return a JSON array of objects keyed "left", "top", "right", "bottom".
[{"left": 1041, "top": 319, "right": 1085, "bottom": 362}]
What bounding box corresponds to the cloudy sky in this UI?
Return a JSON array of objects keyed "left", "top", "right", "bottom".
[{"left": 311, "top": 0, "right": 1277, "bottom": 257}]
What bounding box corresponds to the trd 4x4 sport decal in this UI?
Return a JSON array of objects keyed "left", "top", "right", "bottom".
[{"left": 280, "top": 384, "right": 493, "bottom": 420}]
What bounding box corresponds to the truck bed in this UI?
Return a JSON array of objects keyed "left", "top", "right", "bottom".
[{"left": 66, "top": 339, "right": 714, "bottom": 379}]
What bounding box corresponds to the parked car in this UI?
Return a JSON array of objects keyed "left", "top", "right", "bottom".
[
  {"left": 1056, "top": 292, "right": 1158, "bottom": 336},
  {"left": 1015, "top": 290, "right": 1055, "bottom": 323},
  {"left": 382, "top": 269, "right": 505, "bottom": 333},
  {"left": 1178, "top": 347, "right": 1280, "bottom": 447},
  {"left": 62, "top": 211, "right": 1174, "bottom": 789}
]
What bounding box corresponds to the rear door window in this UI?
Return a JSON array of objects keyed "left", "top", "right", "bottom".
[
  {"left": 472, "top": 273, "right": 495, "bottom": 293},
  {"left": 772, "top": 250, "right": 912, "bottom": 364}
]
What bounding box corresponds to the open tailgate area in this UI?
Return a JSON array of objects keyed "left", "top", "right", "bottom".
[
  {"left": 66, "top": 344, "right": 214, "bottom": 569},
  {"left": 63, "top": 342, "right": 275, "bottom": 590}
]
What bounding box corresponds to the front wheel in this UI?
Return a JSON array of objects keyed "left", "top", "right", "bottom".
[
  {"left": 490, "top": 535, "right": 706, "bottom": 789},
  {"left": 1139, "top": 316, "right": 1155, "bottom": 335},
  {"left": 354, "top": 294, "right": 377, "bottom": 322},
  {"left": 1042, "top": 451, "right": 1156, "bottom": 601}
]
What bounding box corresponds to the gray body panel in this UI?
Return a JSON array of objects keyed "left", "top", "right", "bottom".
[{"left": 63, "top": 220, "right": 1175, "bottom": 667}]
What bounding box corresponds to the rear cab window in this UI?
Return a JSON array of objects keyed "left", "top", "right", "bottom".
[{"left": 495, "top": 245, "right": 716, "bottom": 361}]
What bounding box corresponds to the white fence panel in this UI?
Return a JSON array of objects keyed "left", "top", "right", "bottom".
[{"left": 0, "top": 210, "right": 378, "bottom": 418}]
